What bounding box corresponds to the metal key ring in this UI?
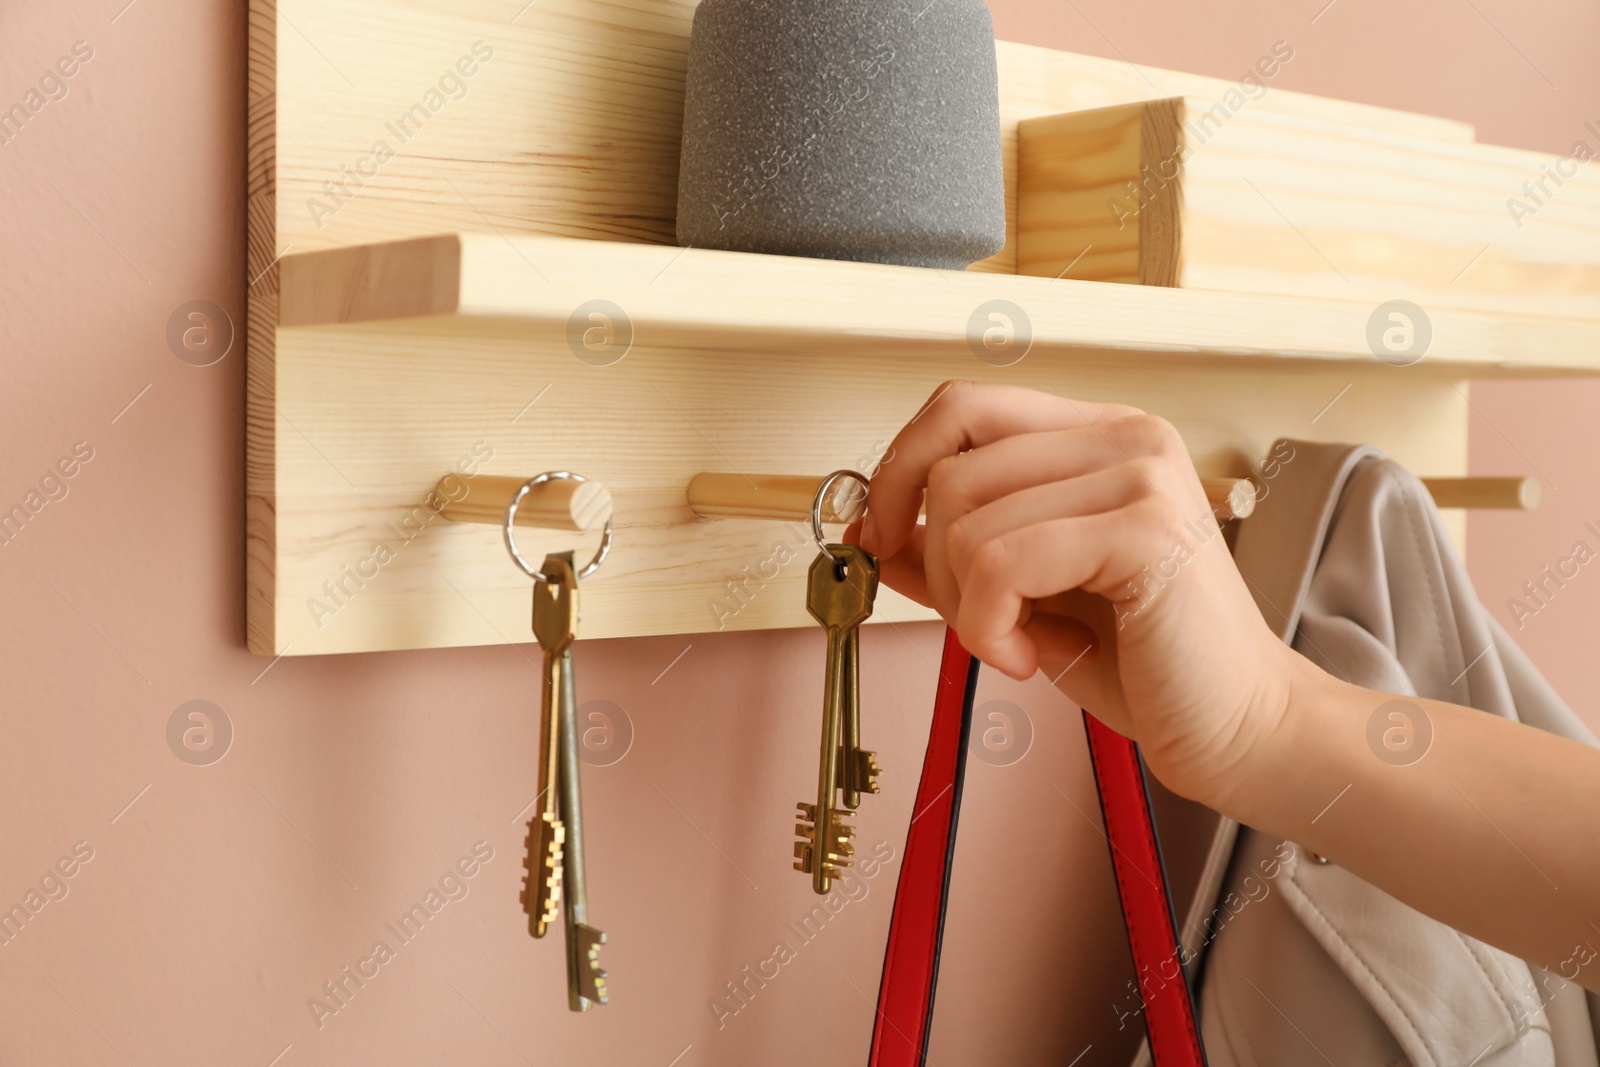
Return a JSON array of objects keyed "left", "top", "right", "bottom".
[
  {"left": 503, "top": 471, "right": 613, "bottom": 582},
  {"left": 811, "top": 469, "right": 871, "bottom": 555}
]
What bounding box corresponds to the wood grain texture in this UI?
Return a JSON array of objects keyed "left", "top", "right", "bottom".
[
  {"left": 255, "top": 0, "right": 1471, "bottom": 267},
  {"left": 974, "top": 42, "right": 1472, "bottom": 275},
  {"left": 1017, "top": 96, "right": 1600, "bottom": 319},
  {"left": 1014, "top": 102, "right": 1145, "bottom": 284},
  {"left": 248, "top": 0, "right": 1489, "bottom": 654},
  {"left": 268, "top": 324, "right": 1471, "bottom": 654},
  {"left": 1136, "top": 99, "right": 1184, "bottom": 287},
  {"left": 687, "top": 474, "right": 868, "bottom": 525},
  {"left": 245, "top": 0, "right": 278, "bottom": 655},
  {"left": 278, "top": 232, "right": 1600, "bottom": 374}
]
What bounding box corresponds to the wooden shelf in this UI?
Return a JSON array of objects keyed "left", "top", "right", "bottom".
[
  {"left": 258, "top": 231, "right": 1514, "bottom": 657},
  {"left": 279, "top": 232, "right": 1600, "bottom": 377},
  {"left": 247, "top": 0, "right": 1587, "bottom": 656}
]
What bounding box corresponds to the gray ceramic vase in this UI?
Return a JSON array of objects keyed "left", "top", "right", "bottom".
[{"left": 675, "top": 0, "right": 1007, "bottom": 270}]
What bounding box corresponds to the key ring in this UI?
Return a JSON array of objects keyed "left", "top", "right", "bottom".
[
  {"left": 811, "top": 469, "right": 871, "bottom": 555},
  {"left": 504, "top": 471, "right": 613, "bottom": 582}
]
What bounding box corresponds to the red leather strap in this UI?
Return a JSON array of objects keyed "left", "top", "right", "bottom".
[
  {"left": 868, "top": 628, "right": 978, "bottom": 1067},
  {"left": 1083, "top": 711, "right": 1207, "bottom": 1066},
  {"left": 868, "top": 633, "right": 1206, "bottom": 1066}
]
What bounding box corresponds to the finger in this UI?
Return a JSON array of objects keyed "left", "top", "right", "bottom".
[
  {"left": 920, "top": 414, "right": 1188, "bottom": 624},
  {"left": 879, "top": 526, "right": 933, "bottom": 607},
  {"left": 921, "top": 424, "right": 1148, "bottom": 611},
  {"left": 923, "top": 415, "right": 1197, "bottom": 526},
  {"left": 847, "top": 517, "right": 933, "bottom": 608},
  {"left": 861, "top": 382, "right": 1140, "bottom": 559},
  {"left": 954, "top": 508, "right": 1169, "bottom": 678},
  {"left": 945, "top": 465, "right": 1149, "bottom": 592},
  {"left": 1024, "top": 612, "right": 1105, "bottom": 705},
  {"left": 1026, "top": 599, "right": 1131, "bottom": 732}
]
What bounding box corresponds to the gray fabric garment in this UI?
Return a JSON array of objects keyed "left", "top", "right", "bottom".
[{"left": 1137, "top": 441, "right": 1599, "bottom": 1066}]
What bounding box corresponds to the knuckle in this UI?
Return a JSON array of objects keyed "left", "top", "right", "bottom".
[
  {"left": 1120, "top": 457, "right": 1181, "bottom": 516},
  {"left": 1146, "top": 415, "right": 1187, "bottom": 456},
  {"left": 946, "top": 513, "right": 975, "bottom": 562},
  {"left": 1102, "top": 400, "right": 1147, "bottom": 420},
  {"left": 1109, "top": 413, "right": 1183, "bottom": 457},
  {"left": 968, "top": 535, "right": 1013, "bottom": 585},
  {"left": 1131, "top": 494, "right": 1186, "bottom": 550},
  {"left": 1128, "top": 455, "right": 1168, "bottom": 493},
  {"left": 945, "top": 526, "right": 968, "bottom": 567},
  {"left": 927, "top": 454, "right": 962, "bottom": 494}
]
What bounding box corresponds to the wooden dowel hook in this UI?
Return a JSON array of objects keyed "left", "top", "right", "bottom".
[
  {"left": 1201, "top": 478, "right": 1258, "bottom": 521},
  {"left": 688, "top": 473, "right": 868, "bottom": 525},
  {"left": 1206, "top": 473, "right": 1539, "bottom": 521},
  {"left": 436, "top": 474, "right": 613, "bottom": 532},
  {"left": 1420, "top": 476, "right": 1540, "bottom": 510}
]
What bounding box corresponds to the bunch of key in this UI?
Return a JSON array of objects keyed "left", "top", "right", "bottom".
[
  {"left": 794, "top": 542, "right": 882, "bottom": 895},
  {"left": 520, "top": 551, "right": 608, "bottom": 1011}
]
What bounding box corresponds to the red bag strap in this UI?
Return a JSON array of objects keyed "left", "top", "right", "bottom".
[
  {"left": 1083, "top": 712, "right": 1207, "bottom": 1066},
  {"left": 868, "top": 628, "right": 978, "bottom": 1067},
  {"left": 868, "top": 632, "right": 1207, "bottom": 1066}
]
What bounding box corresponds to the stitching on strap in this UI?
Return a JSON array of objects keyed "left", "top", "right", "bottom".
[{"left": 1090, "top": 722, "right": 1204, "bottom": 1063}]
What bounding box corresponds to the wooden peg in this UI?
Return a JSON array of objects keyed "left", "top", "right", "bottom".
[
  {"left": 1201, "top": 478, "right": 1258, "bottom": 521},
  {"left": 436, "top": 474, "right": 612, "bottom": 532},
  {"left": 1208, "top": 473, "right": 1539, "bottom": 520},
  {"left": 1420, "top": 476, "right": 1540, "bottom": 510},
  {"left": 687, "top": 473, "right": 868, "bottom": 525}
]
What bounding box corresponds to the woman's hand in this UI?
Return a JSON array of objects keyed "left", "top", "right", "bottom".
[
  {"left": 857, "top": 381, "right": 1299, "bottom": 805},
  {"left": 855, "top": 382, "right": 1600, "bottom": 984}
]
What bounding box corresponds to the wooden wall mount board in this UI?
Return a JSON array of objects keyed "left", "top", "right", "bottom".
[
  {"left": 277, "top": 232, "right": 1600, "bottom": 376},
  {"left": 246, "top": 0, "right": 1497, "bottom": 655},
  {"left": 1016, "top": 97, "right": 1600, "bottom": 319},
  {"left": 263, "top": 322, "right": 1473, "bottom": 655}
]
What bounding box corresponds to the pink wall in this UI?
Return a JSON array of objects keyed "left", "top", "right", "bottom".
[
  {"left": 1467, "top": 390, "right": 1600, "bottom": 734},
  {"left": 0, "top": 1, "right": 1594, "bottom": 1065}
]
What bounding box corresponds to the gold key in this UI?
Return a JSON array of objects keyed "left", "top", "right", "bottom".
[
  {"left": 522, "top": 553, "right": 576, "bottom": 938},
  {"left": 838, "top": 620, "right": 882, "bottom": 809},
  {"left": 795, "top": 544, "right": 878, "bottom": 894},
  {"left": 558, "top": 643, "right": 607, "bottom": 1009}
]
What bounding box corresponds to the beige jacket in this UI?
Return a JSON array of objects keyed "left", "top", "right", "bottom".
[{"left": 1137, "top": 441, "right": 1600, "bottom": 1066}]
